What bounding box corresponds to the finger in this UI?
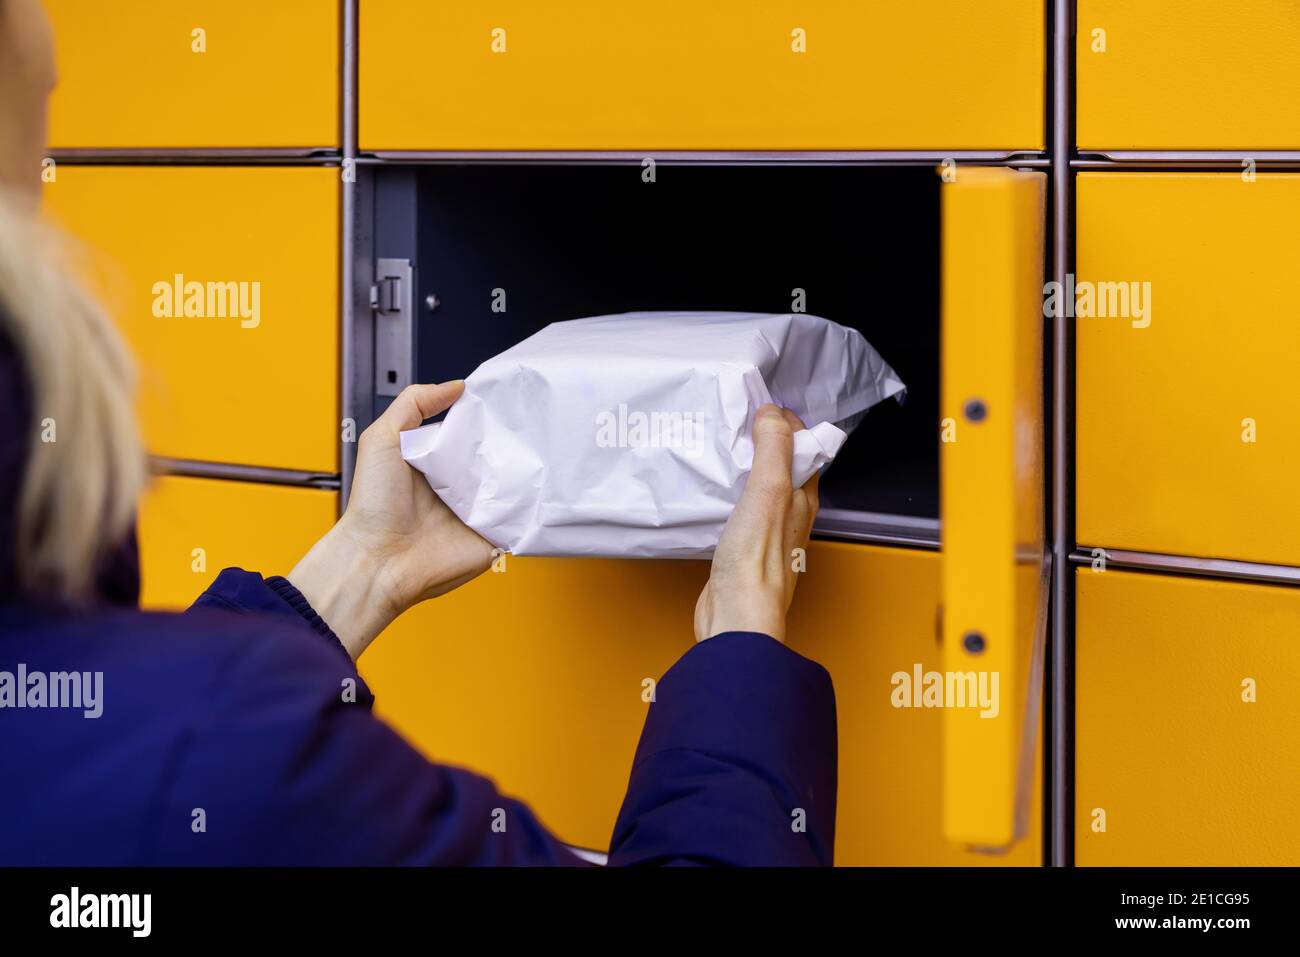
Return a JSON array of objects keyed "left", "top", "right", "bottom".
[
  {"left": 779, "top": 407, "right": 807, "bottom": 431},
  {"left": 378, "top": 380, "right": 466, "bottom": 434},
  {"left": 782, "top": 407, "right": 822, "bottom": 538},
  {"left": 797, "top": 473, "right": 820, "bottom": 541},
  {"left": 779, "top": 406, "right": 823, "bottom": 495},
  {"left": 800, "top": 469, "right": 821, "bottom": 511},
  {"left": 778, "top": 464, "right": 819, "bottom": 561},
  {"left": 748, "top": 404, "right": 795, "bottom": 495}
]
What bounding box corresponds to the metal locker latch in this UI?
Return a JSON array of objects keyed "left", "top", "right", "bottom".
[
  {"left": 375, "top": 275, "right": 402, "bottom": 314},
  {"left": 372, "top": 258, "right": 413, "bottom": 398}
]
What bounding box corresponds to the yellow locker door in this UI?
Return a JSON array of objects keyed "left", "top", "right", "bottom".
[
  {"left": 1077, "top": 1, "right": 1300, "bottom": 149},
  {"left": 360, "top": 1, "right": 1044, "bottom": 151},
  {"left": 795, "top": 544, "right": 1042, "bottom": 866},
  {"left": 137, "top": 476, "right": 337, "bottom": 610},
  {"left": 359, "top": 552, "right": 706, "bottom": 851},
  {"left": 939, "top": 167, "right": 1048, "bottom": 851},
  {"left": 1076, "top": 568, "right": 1300, "bottom": 865},
  {"left": 44, "top": 0, "right": 339, "bottom": 149},
  {"left": 360, "top": 542, "right": 1043, "bottom": 863},
  {"left": 1077, "top": 173, "right": 1300, "bottom": 567},
  {"left": 44, "top": 166, "right": 340, "bottom": 473}
]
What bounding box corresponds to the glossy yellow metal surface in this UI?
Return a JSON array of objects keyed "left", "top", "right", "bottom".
[
  {"left": 43, "top": 167, "right": 340, "bottom": 472},
  {"left": 361, "top": 542, "right": 1041, "bottom": 863},
  {"left": 795, "top": 544, "right": 1041, "bottom": 866},
  {"left": 940, "top": 167, "right": 1046, "bottom": 850},
  {"left": 360, "top": 553, "right": 705, "bottom": 852},
  {"left": 360, "top": 1, "right": 1044, "bottom": 151},
  {"left": 136, "top": 476, "right": 337, "bottom": 610},
  {"left": 44, "top": 0, "right": 339, "bottom": 149},
  {"left": 1077, "top": 1, "right": 1300, "bottom": 149},
  {"left": 1076, "top": 173, "right": 1300, "bottom": 567},
  {"left": 1076, "top": 568, "right": 1300, "bottom": 865}
]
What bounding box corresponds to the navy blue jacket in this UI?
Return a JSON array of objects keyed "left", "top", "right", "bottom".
[{"left": 0, "top": 569, "right": 838, "bottom": 865}]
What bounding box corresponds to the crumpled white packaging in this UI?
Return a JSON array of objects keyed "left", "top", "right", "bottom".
[{"left": 400, "top": 311, "right": 905, "bottom": 559}]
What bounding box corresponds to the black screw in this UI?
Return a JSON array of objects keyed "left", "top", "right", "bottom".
[
  {"left": 964, "top": 399, "right": 987, "bottom": 423},
  {"left": 963, "top": 631, "right": 986, "bottom": 654}
]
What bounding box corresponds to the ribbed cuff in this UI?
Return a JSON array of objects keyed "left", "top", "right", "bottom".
[{"left": 265, "top": 575, "right": 352, "bottom": 664}]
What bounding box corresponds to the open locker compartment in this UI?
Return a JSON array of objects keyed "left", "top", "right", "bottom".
[{"left": 369, "top": 163, "right": 942, "bottom": 543}]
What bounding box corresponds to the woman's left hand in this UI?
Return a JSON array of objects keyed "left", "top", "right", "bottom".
[{"left": 289, "top": 381, "right": 496, "bottom": 659}]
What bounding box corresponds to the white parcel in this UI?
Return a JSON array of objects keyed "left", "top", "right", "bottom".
[{"left": 400, "top": 311, "right": 905, "bottom": 559}]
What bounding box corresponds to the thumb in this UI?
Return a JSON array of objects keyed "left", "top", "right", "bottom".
[
  {"left": 747, "top": 404, "right": 796, "bottom": 493},
  {"left": 377, "top": 380, "right": 466, "bottom": 434}
]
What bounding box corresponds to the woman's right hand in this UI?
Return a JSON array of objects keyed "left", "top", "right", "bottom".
[
  {"left": 290, "top": 381, "right": 496, "bottom": 659},
  {"left": 694, "top": 405, "right": 820, "bottom": 644}
]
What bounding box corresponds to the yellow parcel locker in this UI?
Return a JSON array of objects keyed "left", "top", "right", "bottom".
[
  {"left": 44, "top": 0, "right": 339, "bottom": 149},
  {"left": 1076, "top": 173, "right": 1300, "bottom": 567},
  {"left": 44, "top": 166, "right": 340, "bottom": 473},
  {"left": 359, "top": 543, "right": 1042, "bottom": 864},
  {"left": 939, "top": 167, "right": 1047, "bottom": 852},
  {"left": 1076, "top": 568, "right": 1300, "bottom": 865},
  {"left": 137, "top": 475, "right": 337, "bottom": 610},
  {"left": 1077, "top": 1, "right": 1300, "bottom": 149},
  {"left": 360, "top": 1, "right": 1045, "bottom": 151}
]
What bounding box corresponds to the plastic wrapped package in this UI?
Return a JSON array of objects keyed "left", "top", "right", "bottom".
[{"left": 401, "top": 311, "right": 904, "bottom": 558}]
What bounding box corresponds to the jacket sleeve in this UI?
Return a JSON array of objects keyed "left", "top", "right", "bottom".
[
  {"left": 608, "top": 631, "right": 838, "bottom": 866},
  {"left": 172, "top": 567, "right": 587, "bottom": 865},
  {"left": 152, "top": 602, "right": 590, "bottom": 866},
  {"left": 189, "top": 567, "right": 354, "bottom": 663}
]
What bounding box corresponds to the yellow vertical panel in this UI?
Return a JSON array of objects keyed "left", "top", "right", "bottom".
[
  {"left": 43, "top": 167, "right": 340, "bottom": 472},
  {"left": 1076, "top": 568, "right": 1300, "bottom": 865},
  {"left": 940, "top": 167, "right": 1047, "bottom": 850},
  {"left": 1077, "top": 1, "right": 1300, "bottom": 149},
  {"left": 361, "top": 542, "right": 1040, "bottom": 863},
  {"left": 794, "top": 544, "right": 1042, "bottom": 866},
  {"left": 1076, "top": 173, "right": 1300, "bottom": 566},
  {"left": 360, "top": 1, "right": 1044, "bottom": 150},
  {"left": 45, "top": 0, "right": 339, "bottom": 149},
  {"left": 136, "top": 476, "right": 337, "bottom": 610}
]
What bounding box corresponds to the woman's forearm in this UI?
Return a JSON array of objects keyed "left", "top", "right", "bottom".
[{"left": 288, "top": 517, "right": 401, "bottom": 660}]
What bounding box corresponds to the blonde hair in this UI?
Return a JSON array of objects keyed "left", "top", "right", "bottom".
[{"left": 0, "top": 188, "right": 147, "bottom": 603}]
